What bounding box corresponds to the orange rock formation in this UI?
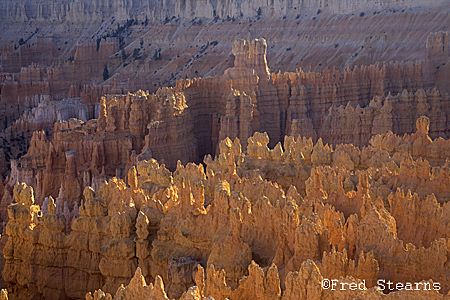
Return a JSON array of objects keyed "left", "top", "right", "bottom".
[
  {"left": 1, "top": 2, "right": 450, "bottom": 299},
  {"left": 6, "top": 35, "right": 447, "bottom": 192},
  {"left": 2, "top": 116, "right": 450, "bottom": 299}
]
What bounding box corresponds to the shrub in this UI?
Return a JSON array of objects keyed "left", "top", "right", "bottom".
[{"left": 132, "top": 48, "right": 140, "bottom": 58}]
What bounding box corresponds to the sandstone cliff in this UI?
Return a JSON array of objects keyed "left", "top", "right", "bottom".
[
  {"left": 2, "top": 1, "right": 450, "bottom": 127},
  {"left": 4, "top": 36, "right": 450, "bottom": 219},
  {"left": 1, "top": 3, "right": 450, "bottom": 298},
  {"left": 1, "top": 4, "right": 450, "bottom": 181},
  {"left": 1, "top": 87, "right": 198, "bottom": 219},
  {"left": 0, "top": 0, "right": 448, "bottom": 23}
]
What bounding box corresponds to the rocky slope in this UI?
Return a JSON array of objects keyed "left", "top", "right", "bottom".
[
  {"left": 3, "top": 36, "right": 450, "bottom": 214},
  {"left": 1, "top": 2, "right": 449, "bottom": 179},
  {"left": 0, "top": 0, "right": 448, "bottom": 23},
  {"left": 1, "top": 1, "right": 450, "bottom": 299},
  {"left": 1, "top": 1, "right": 450, "bottom": 123}
]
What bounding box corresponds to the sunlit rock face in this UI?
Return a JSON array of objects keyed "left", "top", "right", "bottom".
[
  {"left": 2, "top": 118, "right": 450, "bottom": 299},
  {"left": 1, "top": 1, "right": 450, "bottom": 299}
]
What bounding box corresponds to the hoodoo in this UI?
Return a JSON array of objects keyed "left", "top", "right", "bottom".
[{"left": 1, "top": 1, "right": 450, "bottom": 299}]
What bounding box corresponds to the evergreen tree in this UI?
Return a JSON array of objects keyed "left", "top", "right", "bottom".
[{"left": 103, "top": 64, "right": 109, "bottom": 81}]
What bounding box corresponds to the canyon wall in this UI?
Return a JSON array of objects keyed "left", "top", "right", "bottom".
[
  {"left": 0, "top": 37, "right": 119, "bottom": 131},
  {"left": 0, "top": 88, "right": 198, "bottom": 219},
  {"left": 317, "top": 88, "right": 450, "bottom": 147},
  {"left": 3, "top": 37, "right": 449, "bottom": 208},
  {"left": 0, "top": 69, "right": 50, "bottom": 131},
  {"left": 174, "top": 37, "right": 447, "bottom": 152},
  {"left": 0, "top": 0, "right": 448, "bottom": 24},
  {"left": 0, "top": 3, "right": 449, "bottom": 297},
  {"left": 7, "top": 98, "right": 88, "bottom": 133},
  {"left": 0, "top": 37, "right": 121, "bottom": 178},
  {"left": 1, "top": 1, "right": 449, "bottom": 147}
]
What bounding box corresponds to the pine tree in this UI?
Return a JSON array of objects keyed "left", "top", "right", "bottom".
[{"left": 103, "top": 64, "right": 109, "bottom": 81}]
